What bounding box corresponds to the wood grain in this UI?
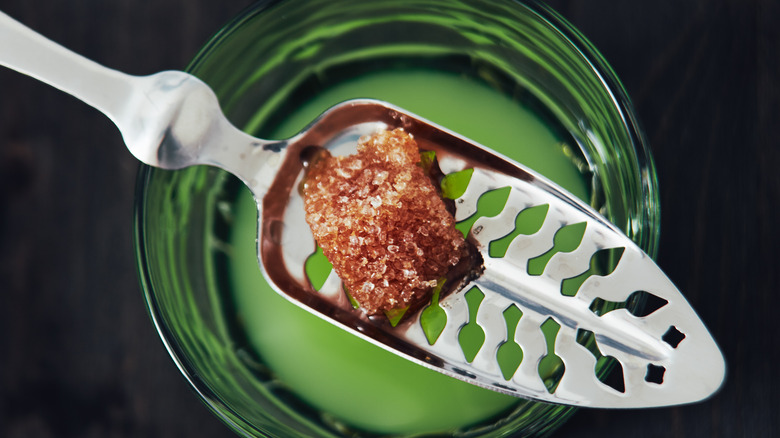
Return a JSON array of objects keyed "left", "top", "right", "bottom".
[{"left": 0, "top": 1, "right": 776, "bottom": 436}]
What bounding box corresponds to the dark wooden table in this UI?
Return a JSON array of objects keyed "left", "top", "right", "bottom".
[{"left": 1, "top": 1, "right": 776, "bottom": 437}]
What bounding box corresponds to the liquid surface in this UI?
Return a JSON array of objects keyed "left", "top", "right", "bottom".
[{"left": 228, "top": 69, "right": 588, "bottom": 434}]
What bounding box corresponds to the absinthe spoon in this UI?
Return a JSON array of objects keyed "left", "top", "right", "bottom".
[{"left": 0, "top": 10, "right": 725, "bottom": 408}]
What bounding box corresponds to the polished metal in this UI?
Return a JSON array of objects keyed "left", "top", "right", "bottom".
[{"left": 0, "top": 11, "right": 725, "bottom": 408}]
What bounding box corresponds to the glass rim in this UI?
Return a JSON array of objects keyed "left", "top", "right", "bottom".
[{"left": 133, "top": 169, "right": 252, "bottom": 434}]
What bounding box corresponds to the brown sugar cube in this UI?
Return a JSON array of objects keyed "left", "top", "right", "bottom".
[{"left": 303, "top": 128, "right": 468, "bottom": 315}]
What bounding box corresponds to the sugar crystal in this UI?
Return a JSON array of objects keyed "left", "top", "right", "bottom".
[{"left": 302, "top": 128, "right": 469, "bottom": 315}]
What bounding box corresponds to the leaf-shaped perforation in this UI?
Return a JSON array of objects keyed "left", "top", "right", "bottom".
[
  {"left": 420, "top": 282, "right": 447, "bottom": 345},
  {"left": 305, "top": 246, "right": 343, "bottom": 299},
  {"left": 630, "top": 292, "right": 669, "bottom": 317},
  {"left": 488, "top": 204, "right": 549, "bottom": 258},
  {"left": 455, "top": 186, "right": 510, "bottom": 238},
  {"left": 538, "top": 318, "right": 565, "bottom": 393},
  {"left": 590, "top": 290, "right": 669, "bottom": 317},
  {"left": 561, "top": 247, "right": 625, "bottom": 297},
  {"left": 575, "top": 329, "right": 626, "bottom": 393},
  {"left": 496, "top": 305, "right": 524, "bottom": 380},
  {"left": 305, "top": 245, "right": 332, "bottom": 291},
  {"left": 458, "top": 286, "right": 485, "bottom": 362},
  {"left": 400, "top": 284, "right": 472, "bottom": 373},
  {"left": 440, "top": 168, "right": 474, "bottom": 200},
  {"left": 527, "top": 222, "right": 587, "bottom": 276}
]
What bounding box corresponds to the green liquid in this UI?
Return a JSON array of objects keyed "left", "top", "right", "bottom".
[{"left": 228, "top": 70, "right": 587, "bottom": 435}]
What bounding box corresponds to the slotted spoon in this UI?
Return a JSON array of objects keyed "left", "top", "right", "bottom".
[{"left": 0, "top": 11, "right": 725, "bottom": 408}]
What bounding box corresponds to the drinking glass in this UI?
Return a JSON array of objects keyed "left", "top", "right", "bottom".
[{"left": 134, "top": 1, "right": 659, "bottom": 436}]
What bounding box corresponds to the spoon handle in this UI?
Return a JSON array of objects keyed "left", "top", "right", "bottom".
[
  {"left": 0, "top": 11, "right": 135, "bottom": 121},
  {"left": 0, "top": 10, "right": 279, "bottom": 179}
]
